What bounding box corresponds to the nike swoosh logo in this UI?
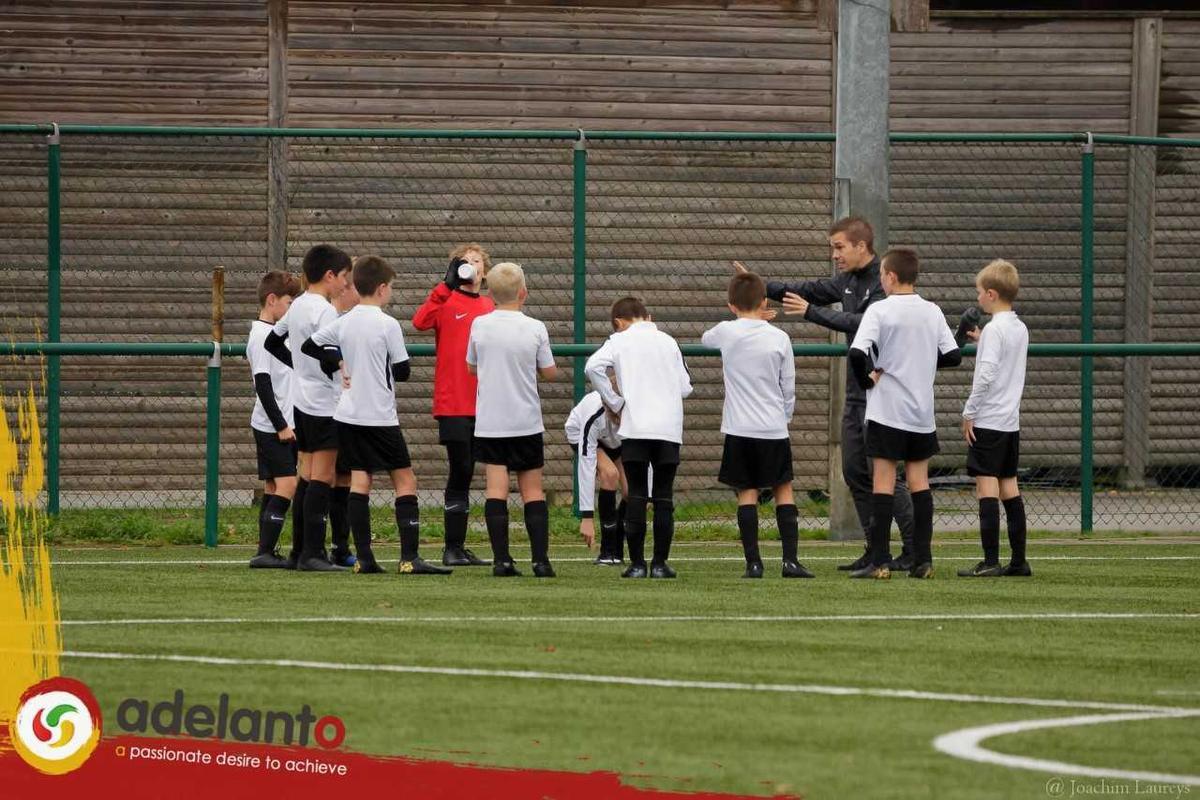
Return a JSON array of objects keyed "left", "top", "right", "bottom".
[
  {"left": 455, "top": 313, "right": 468, "bottom": 320},
  {"left": 844, "top": 288, "right": 852, "bottom": 294}
]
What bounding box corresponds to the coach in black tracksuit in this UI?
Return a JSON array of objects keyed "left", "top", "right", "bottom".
[{"left": 759, "top": 216, "right": 916, "bottom": 571}]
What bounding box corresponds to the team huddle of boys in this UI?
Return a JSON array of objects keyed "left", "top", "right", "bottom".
[{"left": 245, "top": 215, "right": 1032, "bottom": 580}]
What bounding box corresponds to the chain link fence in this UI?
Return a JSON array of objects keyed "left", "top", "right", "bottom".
[{"left": 1, "top": 126, "right": 1198, "bottom": 535}]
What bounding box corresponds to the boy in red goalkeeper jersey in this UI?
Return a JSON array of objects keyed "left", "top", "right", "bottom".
[{"left": 412, "top": 243, "right": 496, "bottom": 566}]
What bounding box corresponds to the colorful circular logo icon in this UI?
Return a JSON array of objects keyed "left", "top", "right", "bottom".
[{"left": 10, "top": 677, "right": 102, "bottom": 775}]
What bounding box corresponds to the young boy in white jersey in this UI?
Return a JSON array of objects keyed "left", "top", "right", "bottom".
[
  {"left": 565, "top": 388, "right": 627, "bottom": 565},
  {"left": 327, "top": 279, "right": 361, "bottom": 568},
  {"left": 306, "top": 256, "right": 451, "bottom": 576},
  {"left": 246, "top": 270, "right": 302, "bottom": 569},
  {"left": 848, "top": 248, "right": 961, "bottom": 579},
  {"left": 702, "top": 272, "right": 814, "bottom": 579},
  {"left": 465, "top": 262, "right": 558, "bottom": 577},
  {"left": 958, "top": 259, "right": 1032, "bottom": 578},
  {"left": 585, "top": 297, "right": 693, "bottom": 579},
  {"left": 264, "top": 244, "right": 353, "bottom": 573}
]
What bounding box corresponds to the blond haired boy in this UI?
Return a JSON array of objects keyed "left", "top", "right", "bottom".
[
  {"left": 958, "top": 259, "right": 1031, "bottom": 578},
  {"left": 466, "top": 262, "right": 558, "bottom": 577}
]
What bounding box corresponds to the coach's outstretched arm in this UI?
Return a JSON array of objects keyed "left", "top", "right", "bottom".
[{"left": 798, "top": 282, "right": 885, "bottom": 336}]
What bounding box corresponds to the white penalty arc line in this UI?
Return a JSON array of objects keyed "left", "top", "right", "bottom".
[
  {"left": 933, "top": 710, "right": 1200, "bottom": 787},
  {"left": 53, "top": 612, "right": 1200, "bottom": 627},
  {"left": 57, "top": 648, "right": 1198, "bottom": 717}
]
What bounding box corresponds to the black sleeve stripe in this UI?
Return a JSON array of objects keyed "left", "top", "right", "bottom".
[{"left": 580, "top": 407, "right": 605, "bottom": 457}]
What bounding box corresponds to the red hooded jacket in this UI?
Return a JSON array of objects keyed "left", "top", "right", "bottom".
[{"left": 412, "top": 283, "right": 495, "bottom": 418}]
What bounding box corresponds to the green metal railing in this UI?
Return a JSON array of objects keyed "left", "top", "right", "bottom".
[{"left": 5, "top": 124, "right": 1200, "bottom": 542}]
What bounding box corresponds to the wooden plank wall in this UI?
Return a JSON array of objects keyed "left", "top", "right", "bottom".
[{"left": 890, "top": 16, "right": 1134, "bottom": 478}]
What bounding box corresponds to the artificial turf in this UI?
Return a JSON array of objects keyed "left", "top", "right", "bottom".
[{"left": 49, "top": 537, "right": 1200, "bottom": 799}]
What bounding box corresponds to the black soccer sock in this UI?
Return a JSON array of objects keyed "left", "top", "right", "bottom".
[
  {"left": 302, "top": 480, "right": 331, "bottom": 560},
  {"left": 737, "top": 504, "right": 761, "bottom": 565},
  {"left": 1003, "top": 495, "right": 1028, "bottom": 565},
  {"left": 290, "top": 479, "right": 308, "bottom": 561},
  {"left": 912, "top": 489, "right": 934, "bottom": 565},
  {"left": 597, "top": 489, "right": 619, "bottom": 556},
  {"left": 651, "top": 498, "right": 674, "bottom": 565},
  {"left": 259, "top": 494, "right": 275, "bottom": 532},
  {"left": 625, "top": 496, "right": 649, "bottom": 567},
  {"left": 979, "top": 497, "right": 1001, "bottom": 565},
  {"left": 869, "top": 493, "right": 895, "bottom": 566},
  {"left": 615, "top": 499, "right": 628, "bottom": 560},
  {"left": 395, "top": 495, "right": 420, "bottom": 562},
  {"left": 329, "top": 485, "right": 351, "bottom": 558},
  {"left": 347, "top": 492, "right": 375, "bottom": 565},
  {"left": 524, "top": 500, "right": 550, "bottom": 564},
  {"left": 258, "top": 495, "right": 291, "bottom": 554},
  {"left": 443, "top": 489, "right": 470, "bottom": 551},
  {"left": 484, "top": 498, "right": 511, "bottom": 564},
  {"left": 776, "top": 503, "right": 800, "bottom": 563}
]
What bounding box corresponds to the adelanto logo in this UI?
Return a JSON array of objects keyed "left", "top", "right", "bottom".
[
  {"left": 116, "top": 690, "right": 346, "bottom": 749},
  {"left": 11, "top": 677, "right": 103, "bottom": 775}
]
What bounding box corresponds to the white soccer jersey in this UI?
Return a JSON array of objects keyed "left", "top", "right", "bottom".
[
  {"left": 465, "top": 310, "right": 555, "bottom": 438},
  {"left": 310, "top": 305, "right": 410, "bottom": 427},
  {"left": 701, "top": 318, "right": 795, "bottom": 440},
  {"left": 246, "top": 319, "right": 294, "bottom": 433},
  {"left": 565, "top": 391, "right": 622, "bottom": 514},
  {"left": 273, "top": 291, "right": 339, "bottom": 417},
  {"left": 850, "top": 293, "right": 958, "bottom": 434},
  {"left": 584, "top": 321, "right": 693, "bottom": 444},
  {"left": 963, "top": 310, "right": 1028, "bottom": 432}
]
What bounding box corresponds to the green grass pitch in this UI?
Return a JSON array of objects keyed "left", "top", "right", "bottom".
[{"left": 51, "top": 536, "right": 1200, "bottom": 798}]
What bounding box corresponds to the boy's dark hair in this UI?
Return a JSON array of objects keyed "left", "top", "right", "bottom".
[
  {"left": 257, "top": 270, "right": 301, "bottom": 307},
  {"left": 728, "top": 272, "right": 766, "bottom": 312},
  {"left": 610, "top": 296, "right": 648, "bottom": 327},
  {"left": 881, "top": 248, "right": 920, "bottom": 285},
  {"left": 301, "top": 244, "right": 352, "bottom": 285},
  {"left": 352, "top": 255, "right": 395, "bottom": 297},
  {"left": 828, "top": 216, "right": 875, "bottom": 253}
]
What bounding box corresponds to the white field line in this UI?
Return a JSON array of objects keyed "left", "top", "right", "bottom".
[
  {"left": 933, "top": 710, "right": 1200, "bottom": 786},
  {"left": 56, "top": 648, "right": 1198, "bottom": 718},
  {"left": 52, "top": 612, "right": 1200, "bottom": 627},
  {"left": 47, "top": 555, "right": 1200, "bottom": 566}
]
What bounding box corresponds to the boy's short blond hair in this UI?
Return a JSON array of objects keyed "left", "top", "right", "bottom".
[
  {"left": 486, "top": 261, "right": 526, "bottom": 304},
  {"left": 977, "top": 259, "right": 1020, "bottom": 302}
]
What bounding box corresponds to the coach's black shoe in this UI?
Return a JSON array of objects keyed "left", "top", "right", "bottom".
[
  {"left": 888, "top": 551, "right": 916, "bottom": 572},
  {"left": 1002, "top": 561, "right": 1033, "bottom": 577},
  {"left": 353, "top": 560, "right": 386, "bottom": 575},
  {"left": 621, "top": 563, "right": 648, "bottom": 579},
  {"left": 742, "top": 561, "right": 764, "bottom": 579},
  {"left": 298, "top": 556, "right": 349, "bottom": 572},
  {"left": 649, "top": 562, "right": 677, "bottom": 579},
  {"left": 330, "top": 550, "right": 357, "bottom": 568},
  {"left": 837, "top": 549, "right": 871, "bottom": 572},
  {"left": 849, "top": 563, "right": 890, "bottom": 580},
  {"left": 398, "top": 557, "right": 453, "bottom": 575},
  {"left": 908, "top": 561, "right": 935, "bottom": 579},
  {"left": 532, "top": 561, "right": 556, "bottom": 578},
  {"left": 249, "top": 551, "right": 289, "bottom": 569},
  {"left": 957, "top": 560, "right": 1003, "bottom": 578},
  {"left": 493, "top": 560, "right": 522, "bottom": 577},
  {"left": 781, "top": 560, "right": 816, "bottom": 579},
  {"left": 442, "top": 547, "right": 491, "bottom": 567},
  {"left": 593, "top": 553, "right": 624, "bottom": 566}
]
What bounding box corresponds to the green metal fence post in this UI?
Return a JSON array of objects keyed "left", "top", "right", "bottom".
[
  {"left": 571, "top": 130, "right": 588, "bottom": 517},
  {"left": 1080, "top": 133, "right": 1096, "bottom": 534},
  {"left": 204, "top": 343, "right": 221, "bottom": 548},
  {"left": 46, "top": 123, "right": 61, "bottom": 515}
]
